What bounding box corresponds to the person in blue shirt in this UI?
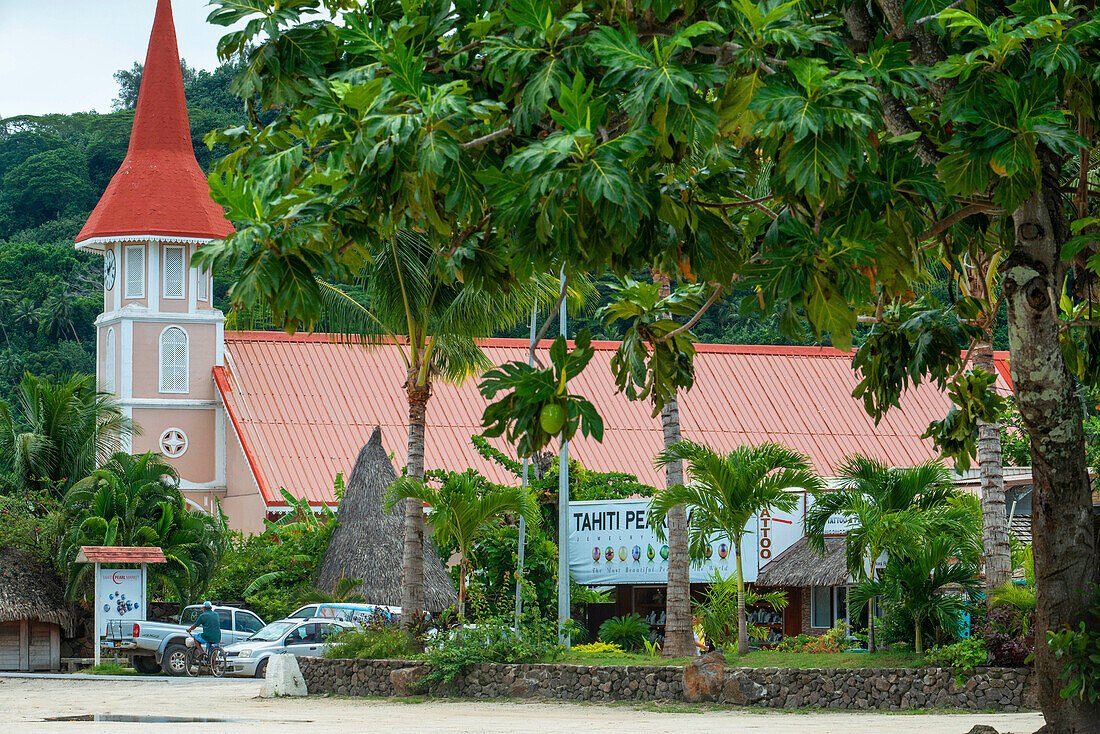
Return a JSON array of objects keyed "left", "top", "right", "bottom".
[{"left": 187, "top": 601, "right": 221, "bottom": 655}]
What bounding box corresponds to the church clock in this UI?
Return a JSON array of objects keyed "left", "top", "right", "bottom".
[{"left": 103, "top": 249, "right": 117, "bottom": 291}]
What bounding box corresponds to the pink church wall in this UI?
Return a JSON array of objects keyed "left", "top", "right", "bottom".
[
  {"left": 131, "top": 321, "right": 218, "bottom": 400},
  {"left": 223, "top": 423, "right": 268, "bottom": 536},
  {"left": 131, "top": 406, "right": 216, "bottom": 484},
  {"left": 98, "top": 325, "right": 120, "bottom": 394}
]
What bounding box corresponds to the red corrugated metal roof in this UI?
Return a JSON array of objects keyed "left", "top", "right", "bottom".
[
  {"left": 215, "top": 332, "right": 1013, "bottom": 508},
  {"left": 76, "top": 546, "right": 167, "bottom": 564},
  {"left": 75, "top": 0, "right": 233, "bottom": 246}
]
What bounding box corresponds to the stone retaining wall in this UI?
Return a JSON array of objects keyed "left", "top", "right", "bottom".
[{"left": 297, "top": 656, "right": 1035, "bottom": 710}]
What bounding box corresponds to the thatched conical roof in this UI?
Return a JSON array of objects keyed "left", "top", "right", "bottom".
[
  {"left": 0, "top": 547, "right": 76, "bottom": 635},
  {"left": 755, "top": 536, "right": 850, "bottom": 588},
  {"left": 316, "top": 427, "right": 458, "bottom": 612}
]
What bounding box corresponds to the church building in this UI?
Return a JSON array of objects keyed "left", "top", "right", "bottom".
[{"left": 77, "top": 0, "right": 1016, "bottom": 537}]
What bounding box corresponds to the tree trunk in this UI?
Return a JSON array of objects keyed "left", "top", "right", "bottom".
[
  {"left": 735, "top": 550, "right": 748, "bottom": 655},
  {"left": 914, "top": 615, "right": 923, "bottom": 655},
  {"left": 654, "top": 273, "right": 694, "bottom": 659},
  {"left": 458, "top": 558, "right": 466, "bottom": 621},
  {"left": 972, "top": 342, "right": 1012, "bottom": 594},
  {"left": 1004, "top": 177, "right": 1100, "bottom": 733},
  {"left": 401, "top": 377, "right": 430, "bottom": 638},
  {"left": 865, "top": 552, "right": 877, "bottom": 653},
  {"left": 660, "top": 398, "right": 694, "bottom": 658}
]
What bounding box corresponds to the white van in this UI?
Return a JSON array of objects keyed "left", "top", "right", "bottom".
[{"left": 284, "top": 602, "right": 401, "bottom": 626}]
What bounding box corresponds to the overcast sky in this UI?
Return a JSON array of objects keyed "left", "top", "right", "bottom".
[{"left": 0, "top": 0, "right": 246, "bottom": 117}]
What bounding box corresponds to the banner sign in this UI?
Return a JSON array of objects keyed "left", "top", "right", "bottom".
[
  {"left": 96, "top": 567, "right": 145, "bottom": 627},
  {"left": 569, "top": 499, "right": 746, "bottom": 584}
]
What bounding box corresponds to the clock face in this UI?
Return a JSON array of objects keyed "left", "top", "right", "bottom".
[{"left": 103, "top": 249, "right": 117, "bottom": 291}]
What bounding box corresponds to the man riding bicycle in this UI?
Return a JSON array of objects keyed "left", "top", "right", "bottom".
[{"left": 187, "top": 601, "right": 221, "bottom": 655}]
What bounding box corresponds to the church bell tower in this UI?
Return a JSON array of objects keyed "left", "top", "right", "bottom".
[{"left": 76, "top": 0, "right": 234, "bottom": 513}]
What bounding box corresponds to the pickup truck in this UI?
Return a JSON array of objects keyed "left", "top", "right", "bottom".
[{"left": 123, "top": 604, "right": 266, "bottom": 675}]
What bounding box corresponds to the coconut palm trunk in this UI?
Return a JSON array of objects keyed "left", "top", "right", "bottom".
[
  {"left": 661, "top": 398, "right": 693, "bottom": 657},
  {"left": 972, "top": 342, "right": 1011, "bottom": 592},
  {"left": 401, "top": 373, "right": 430, "bottom": 624},
  {"left": 654, "top": 274, "right": 693, "bottom": 659}
]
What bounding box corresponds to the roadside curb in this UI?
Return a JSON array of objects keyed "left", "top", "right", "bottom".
[{"left": 0, "top": 673, "right": 254, "bottom": 683}]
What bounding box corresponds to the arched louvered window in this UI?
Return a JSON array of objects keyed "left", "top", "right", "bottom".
[
  {"left": 103, "top": 328, "right": 115, "bottom": 394},
  {"left": 159, "top": 326, "right": 188, "bottom": 393}
]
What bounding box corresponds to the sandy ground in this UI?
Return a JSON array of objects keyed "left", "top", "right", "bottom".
[{"left": 0, "top": 674, "right": 1046, "bottom": 734}]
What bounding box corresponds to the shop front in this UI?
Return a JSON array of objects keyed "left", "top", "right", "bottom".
[{"left": 568, "top": 497, "right": 807, "bottom": 645}]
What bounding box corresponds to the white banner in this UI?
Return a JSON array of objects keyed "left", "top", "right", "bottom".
[
  {"left": 96, "top": 567, "right": 146, "bottom": 626},
  {"left": 568, "top": 499, "right": 749, "bottom": 584}
]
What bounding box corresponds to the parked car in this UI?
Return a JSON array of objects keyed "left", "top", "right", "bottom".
[
  {"left": 223, "top": 619, "right": 354, "bottom": 678},
  {"left": 284, "top": 602, "right": 401, "bottom": 626},
  {"left": 125, "top": 604, "right": 266, "bottom": 675}
]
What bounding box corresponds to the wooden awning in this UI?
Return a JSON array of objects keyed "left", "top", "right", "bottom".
[{"left": 75, "top": 547, "right": 167, "bottom": 564}]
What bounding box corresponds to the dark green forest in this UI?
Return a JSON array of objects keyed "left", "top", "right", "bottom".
[
  {"left": 0, "top": 60, "right": 1007, "bottom": 409},
  {"left": 0, "top": 61, "right": 247, "bottom": 407}
]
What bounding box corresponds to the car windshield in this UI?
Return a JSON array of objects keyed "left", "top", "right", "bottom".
[{"left": 249, "top": 621, "right": 297, "bottom": 642}]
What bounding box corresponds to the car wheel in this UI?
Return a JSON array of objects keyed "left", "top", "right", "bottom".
[
  {"left": 162, "top": 644, "right": 189, "bottom": 676},
  {"left": 254, "top": 659, "right": 268, "bottom": 679},
  {"left": 132, "top": 656, "right": 160, "bottom": 675}
]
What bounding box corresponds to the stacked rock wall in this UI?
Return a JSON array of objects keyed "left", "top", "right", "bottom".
[{"left": 297, "top": 656, "right": 1035, "bottom": 710}]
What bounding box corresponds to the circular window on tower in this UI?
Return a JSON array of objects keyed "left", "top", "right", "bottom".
[{"left": 159, "top": 428, "right": 188, "bottom": 458}]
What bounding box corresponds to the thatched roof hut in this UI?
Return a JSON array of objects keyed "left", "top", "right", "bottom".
[
  {"left": 0, "top": 546, "right": 75, "bottom": 635},
  {"left": 755, "top": 536, "right": 850, "bottom": 588},
  {"left": 316, "top": 427, "right": 458, "bottom": 612}
]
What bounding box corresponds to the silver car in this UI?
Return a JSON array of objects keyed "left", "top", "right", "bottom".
[{"left": 223, "top": 618, "right": 354, "bottom": 678}]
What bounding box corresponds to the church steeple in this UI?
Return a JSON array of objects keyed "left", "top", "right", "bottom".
[
  {"left": 79, "top": 0, "right": 230, "bottom": 517},
  {"left": 75, "top": 0, "right": 233, "bottom": 249}
]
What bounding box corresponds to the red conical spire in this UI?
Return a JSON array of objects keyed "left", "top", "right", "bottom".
[{"left": 76, "top": 0, "right": 233, "bottom": 248}]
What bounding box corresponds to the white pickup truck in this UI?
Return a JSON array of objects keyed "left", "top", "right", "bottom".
[{"left": 123, "top": 604, "right": 266, "bottom": 675}]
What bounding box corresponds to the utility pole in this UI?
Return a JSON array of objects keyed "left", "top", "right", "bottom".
[
  {"left": 514, "top": 304, "right": 536, "bottom": 631},
  {"left": 557, "top": 270, "right": 571, "bottom": 647}
]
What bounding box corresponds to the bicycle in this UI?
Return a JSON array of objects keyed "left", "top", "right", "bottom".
[{"left": 185, "top": 632, "right": 227, "bottom": 677}]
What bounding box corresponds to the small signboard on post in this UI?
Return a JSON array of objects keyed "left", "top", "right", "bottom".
[{"left": 75, "top": 546, "right": 166, "bottom": 666}]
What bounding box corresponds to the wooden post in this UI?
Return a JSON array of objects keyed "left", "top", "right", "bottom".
[
  {"left": 93, "top": 561, "right": 101, "bottom": 667},
  {"left": 18, "top": 620, "right": 29, "bottom": 672}
]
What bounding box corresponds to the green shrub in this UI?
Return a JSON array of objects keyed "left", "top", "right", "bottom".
[
  {"left": 571, "top": 641, "right": 624, "bottom": 654},
  {"left": 0, "top": 487, "right": 62, "bottom": 565},
  {"left": 424, "top": 619, "right": 563, "bottom": 683},
  {"left": 598, "top": 614, "right": 650, "bottom": 650},
  {"left": 1048, "top": 583, "right": 1100, "bottom": 704},
  {"left": 324, "top": 628, "right": 415, "bottom": 660},
  {"left": 775, "top": 621, "right": 850, "bottom": 653},
  {"left": 925, "top": 636, "right": 987, "bottom": 671}
]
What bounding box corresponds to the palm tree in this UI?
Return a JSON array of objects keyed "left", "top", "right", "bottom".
[
  {"left": 12, "top": 297, "right": 40, "bottom": 331},
  {"left": 0, "top": 373, "right": 134, "bottom": 497},
  {"left": 0, "top": 288, "right": 15, "bottom": 349},
  {"left": 41, "top": 284, "right": 81, "bottom": 345},
  {"left": 649, "top": 441, "right": 823, "bottom": 655},
  {"left": 59, "top": 452, "right": 226, "bottom": 603},
  {"left": 949, "top": 250, "right": 1011, "bottom": 593},
  {"left": 849, "top": 536, "right": 981, "bottom": 654},
  {"left": 655, "top": 274, "right": 692, "bottom": 659},
  {"left": 804, "top": 456, "right": 960, "bottom": 652},
  {"left": 318, "top": 231, "right": 571, "bottom": 626},
  {"left": 386, "top": 471, "right": 538, "bottom": 619}
]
